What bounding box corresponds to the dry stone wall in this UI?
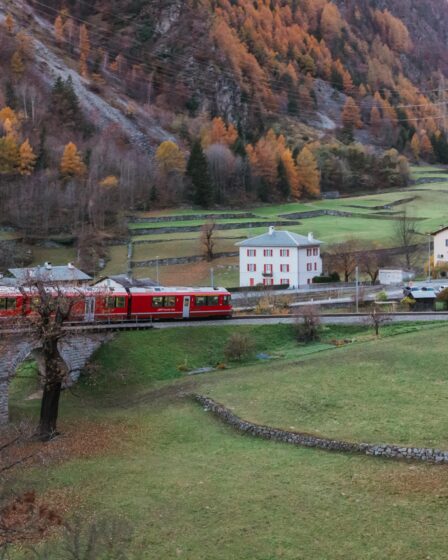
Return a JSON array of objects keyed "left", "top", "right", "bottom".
[{"left": 194, "top": 395, "right": 448, "bottom": 465}]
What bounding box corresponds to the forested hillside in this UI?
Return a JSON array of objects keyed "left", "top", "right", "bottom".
[{"left": 1, "top": 0, "right": 448, "bottom": 239}]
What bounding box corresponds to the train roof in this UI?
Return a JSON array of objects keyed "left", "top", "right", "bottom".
[
  {"left": 0, "top": 286, "right": 22, "bottom": 296},
  {"left": 129, "top": 286, "right": 230, "bottom": 294}
]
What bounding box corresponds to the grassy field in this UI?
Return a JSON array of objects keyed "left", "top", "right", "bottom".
[{"left": 8, "top": 322, "right": 448, "bottom": 559}]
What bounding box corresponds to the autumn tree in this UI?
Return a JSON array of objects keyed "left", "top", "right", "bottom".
[
  {"left": 54, "top": 15, "right": 64, "bottom": 44},
  {"left": 325, "top": 239, "right": 360, "bottom": 282},
  {"left": 202, "top": 117, "right": 238, "bottom": 148},
  {"left": 155, "top": 141, "right": 186, "bottom": 176},
  {"left": 79, "top": 24, "right": 90, "bottom": 78},
  {"left": 296, "top": 146, "right": 320, "bottom": 198},
  {"left": 320, "top": 2, "right": 344, "bottom": 42},
  {"left": 60, "top": 142, "right": 86, "bottom": 178},
  {"left": 11, "top": 51, "right": 25, "bottom": 79},
  {"left": 370, "top": 105, "right": 381, "bottom": 137},
  {"left": 0, "top": 136, "right": 19, "bottom": 174},
  {"left": 342, "top": 97, "right": 362, "bottom": 130},
  {"left": 187, "top": 140, "right": 213, "bottom": 207},
  {"left": 410, "top": 133, "right": 420, "bottom": 161},
  {"left": 4, "top": 13, "right": 14, "bottom": 34},
  {"left": 18, "top": 139, "right": 36, "bottom": 176},
  {"left": 420, "top": 132, "right": 433, "bottom": 161},
  {"left": 393, "top": 211, "right": 419, "bottom": 268}
]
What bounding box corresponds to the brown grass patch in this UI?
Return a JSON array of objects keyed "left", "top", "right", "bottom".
[{"left": 371, "top": 466, "right": 448, "bottom": 497}]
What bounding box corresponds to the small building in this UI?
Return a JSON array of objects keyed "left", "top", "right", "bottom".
[
  {"left": 236, "top": 226, "right": 323, "bottom": 288},
  {"left": 432, "top": 226, "right": 448, "bottom": 266},
  {"left": 8, "top": 262, "right": 92, "bottom": 286},
  {"left": 378, "top": 269, "right": 415, "bottom": 286}
]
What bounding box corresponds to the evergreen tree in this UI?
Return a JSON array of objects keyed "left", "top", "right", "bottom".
[
  {"left": 276, "top": 159, "right": 291, "bottom": 199},
  {"left": 36, "top": 126, "right": 49, "bottom": 170},
  {"left": 187, "top": 140, "right": 213, "bottom": 208}
]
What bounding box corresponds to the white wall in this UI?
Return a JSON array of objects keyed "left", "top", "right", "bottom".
[
  {"left": 239, "top": 245, "right": 322, "bottom": 288},
  {"left": 434, "top": 230, "right": 448, "bottom": 265}
]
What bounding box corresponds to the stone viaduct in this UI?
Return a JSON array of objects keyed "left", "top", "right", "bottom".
[{"left": 0, "top": 333, "right": 113, "bottom": 425}]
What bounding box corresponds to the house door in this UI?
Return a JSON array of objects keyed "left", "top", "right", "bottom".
[
  {"left": 84, "top": 297, "right": 95, "bottom": 322},
  {"left": 183, "top": 296, "right": 191, "bottom": 318}
]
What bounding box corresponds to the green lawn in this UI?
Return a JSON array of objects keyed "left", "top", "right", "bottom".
[{"left": 8, "top": 323, "right": 448, "bottom": 559}]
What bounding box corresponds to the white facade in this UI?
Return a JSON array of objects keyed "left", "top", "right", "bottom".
[
  {"left": 433, "top": 227, "right": 448, "bottom": 265},
  {"left": 378, "top": 269, "right": 414, "bottom": 286},
  {"left": 237, "top": 227, "right": 323, "bottom": 288}
]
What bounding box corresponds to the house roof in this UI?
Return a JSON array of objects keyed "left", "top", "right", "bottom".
[
  {"left": 8, "top": 265, "right": 92, "bottom": 283},
  {"left": 431, "top": 226, "right": 448, "bottom": 236},
  {"left": 236, "top": 227, "right": 323, "bottom": 248}
]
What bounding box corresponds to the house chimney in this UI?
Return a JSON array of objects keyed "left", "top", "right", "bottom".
[
  {"left": 44, "top": 262, "right": 52, "bottom": 270},
  {"left": 268, "top": 226, "right": 275, "bottom": 236},
  {"left": 67, "top": 262, "right": 75, "bottom": 270},
  {"left": 308, "top": 232, "right": 314, "bottom": 242}
]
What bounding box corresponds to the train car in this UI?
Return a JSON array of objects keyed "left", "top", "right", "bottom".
[
  {"left": 129, "top": 286, "right": 232, "bottom": 320},
  {"left": 0, "top": 287, "right": 24, "bottom": 321}
]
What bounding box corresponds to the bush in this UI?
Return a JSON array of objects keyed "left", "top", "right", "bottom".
[
  {"left": 437, "top": 288, "right": 448, "bottom": 302},
  {"left": 224, "top": 333, "right": 255, "bottom": 361},
  {"left": 313, "top": 272, "right": 340, "bottom": 284},
  {"left": 295, "top": 306, "right": 321, "bottom": 343},
  {"left": 376, "top": 291, "right": 388, "bottom": 302}
]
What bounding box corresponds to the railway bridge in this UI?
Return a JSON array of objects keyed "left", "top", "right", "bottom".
[{"left": 0, "top": 333, "right": 113, "bottom": 425}]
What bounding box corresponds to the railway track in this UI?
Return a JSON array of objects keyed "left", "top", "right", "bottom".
[{"left": 2, "top": 311, "right": 448, "bottom": 336}]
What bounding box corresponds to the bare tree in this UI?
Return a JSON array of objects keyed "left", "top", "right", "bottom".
[
  {"left": 295, "top": 306, "right": 321, "bottom": 342},
  {"left": 324, "top": 239, "right": 360, "bottom": 282},
  {"left": 393, "top": 211, "right": 419, "bottom": 268},
  {"left": 358, "top": 244, "right": 391, "bottom": 284},
  {"left": 365, "top": 305, "right": 390, "bottom": 337},
  {"left": 200, "top": 220, "right": 216, "bottom": 262}
]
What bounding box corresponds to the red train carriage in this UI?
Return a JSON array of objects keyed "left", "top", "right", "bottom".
[
  {"left": 0, "top": 281, "right": 232, "bottom": 324},
  {"left": 0, "top": 287, "right": 24, "bottom": 321},
  {"left": 129, "top": 287, "right": 232, "bottom": 320}
]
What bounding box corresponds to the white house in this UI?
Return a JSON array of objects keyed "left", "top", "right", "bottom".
[
  {"left": 378, "top": 269, "right": 415, "bottom": 286},
  {"left": 236, "top": 226, "right": 323, "bottom": 288},
  {"left": 432, "top": 226, "right": 448, "bottom": 266}
]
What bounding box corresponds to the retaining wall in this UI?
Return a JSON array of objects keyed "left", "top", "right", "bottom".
[
  {"left": 132, "top": 251, "right": 238, "bottom": 268},
  {"left": 194, "top": 395, "right": 448, "bottom": 464}
]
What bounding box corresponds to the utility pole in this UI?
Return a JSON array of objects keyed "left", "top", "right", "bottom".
[
  {"left": 428, "top": 235, "right": 432, "bottom": 282},
  {"left": 355, "top": 265, "right": 359, "bottom": 313},
  {"left": 156, "top": 256, "right": 159, "bottom": 285},
  {"left": 210, "top": 267, "right": 214, "bottom": 288}
]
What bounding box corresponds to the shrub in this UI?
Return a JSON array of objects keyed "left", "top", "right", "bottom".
[
  {"left": 376, "top": 291, "right": 388, "bottom": 302},
  {"left": 437, "top": 288, "right": 448, "bottom": 302},
  {"left": 295, "top": 306, "right": 321, "bottom": 343},
  {"left": 224, "top": 333, "right": 255, "bottom": 361}
]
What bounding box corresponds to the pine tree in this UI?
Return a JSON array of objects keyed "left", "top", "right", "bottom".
[
  {"left": 297, "top": 146, "right": 320, "bottom": 198},
  {"left": 60, "top": 142, "right": 86, "bottom": 178},
  {"left": 187, "top": 140, "right": 213, "bottom": 208},
  {"left": 18, "top": 139, "right": 36, "bottom": 175},
  {"left": 276, "top": 159, "right": 290, "bottom": 198},
  {"left": 50, "top": 76, "right": 84, "bottom": 130}
]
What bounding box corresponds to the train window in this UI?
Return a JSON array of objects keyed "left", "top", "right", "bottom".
[
  {"left": 164, "top": 296, "right": 176, "bottom": 307},
  {"left": 208, "top": 296, "right": 219, "bottom": 306},
  {"left": 116, "top": 296, "right": 125, "bottom": 308},
  {"left": 152, "top": 296, "right": 164, "bottom": 307},
  {"left": 195, "top": 296, "right": 207, "bottom": 306},
  {"left": 105, "top": 297, "right": 115, "bottom": 309},
  {"left": 223, "top": 295, "right": 230, "bottom": 305},
  {"left": 30, "top": 297, "right": 41, "bottom": 310},
  {"left": 6, "top": 298, "right": 17, "bottom": 310}
]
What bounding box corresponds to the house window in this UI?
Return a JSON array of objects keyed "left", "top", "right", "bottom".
[
  {"left": 280, "top": 249, "right": 290, "bottom": 257},
  {"left": 313, "top": 248, "right": 318, "bottom": 256},
  {"left": 263, "top": 278, "right": 274, "bottom": 286},
  {"left": 307, "top": 263, "right": 312, "bottom": 271},
  {"left": 247, "top": 263, "right": 256, "bottom": 272},
  {"left": 281, "top": 278, "right": 289, "bottom": 285},
  {"left": 264, "top": 264, "right": 273, "bottom": 274},
  {"left": 445, "top": 240, "right": 448, "bottom": 247},
  {"left": 263, "top": 249, "right": 273, "bottom": 257},
  {"left": 307, "top": 248, "right": 312, "bottom": 256},
  {"left": 247, "top": 249, "right": 256, "bottom": 257},
  {"left": 314, "top": 262, "right": 317, "bottom": 271},
  {"left": 280, "top": 264, "right": 289, "bottom": 272}
]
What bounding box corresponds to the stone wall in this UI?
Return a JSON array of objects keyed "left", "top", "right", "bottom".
[
  {"left": 194, "top": 395, "right": 448, "bottom": 464},
  {"left": 132, "top": 251, "right": 238, "bottom": 268},
  {"left": 129, "top": 212, "right": 256, "bottom": 223}
]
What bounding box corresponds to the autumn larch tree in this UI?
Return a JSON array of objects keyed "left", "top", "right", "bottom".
[
  {"left": 187, "top": 140, "right": 213, "bottom": 208},
  {"left": 342, "top": 97, "right": 362, "bottom": 131},
  {"left": 79, "top": 24, "right": 90, "bottom": 78},
  {"left": 54, "top": 15, "right": 64, "bottom": 44},
  {"left": 296, "top": 146, "right": 320, "bottom": 198},
  {"left": 18, "top": 139, "right": 36, "bottom": 176},
  {"left": 0, "top": 136, "right": 19, "bottom": 174},
  {"left": 60, "top": 142, "right": 87, "bottom": 178},
  {"left": 410, "top": 133, "right": 420, "bottom": 162},
  {"left": 155, "top": 141, "right": 186, "bottom": 177}
]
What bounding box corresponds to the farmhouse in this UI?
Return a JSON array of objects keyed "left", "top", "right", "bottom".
[
  {"left": 236, "top": 226, "right": 323, "bottom": 288},
  {"left": 7, "top": 263, "right": 92, "bottom": 286},
  {"left": 432, "top": 226, "right": 448, "bottom": 266}
]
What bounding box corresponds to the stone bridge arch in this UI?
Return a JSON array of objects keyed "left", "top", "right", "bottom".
[{"left": 0, "top": 334, "right": 113, "bottom": 425}]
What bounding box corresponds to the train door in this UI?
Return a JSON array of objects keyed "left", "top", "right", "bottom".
[
  {"left": 84, "top": 297, "right": 95, "bottom": 322},
  {"left": 183, "top": 296, "right": 191, "bottom": 318}
]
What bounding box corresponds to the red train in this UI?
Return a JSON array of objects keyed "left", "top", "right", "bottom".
[{"left": 0, "top": 280, "right": 233, "bottom": 323}]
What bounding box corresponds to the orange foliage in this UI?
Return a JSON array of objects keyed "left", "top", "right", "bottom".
[
  {"left": 202, "top": 117, "right": 238, "bottom": 148},
  {"left": 342, "top": 96, "right": 362, "bottom": 129}
]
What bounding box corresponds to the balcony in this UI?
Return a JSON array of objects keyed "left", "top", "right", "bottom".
[{"left": 262, "top": 271, "right": 273, "bottom": 278}]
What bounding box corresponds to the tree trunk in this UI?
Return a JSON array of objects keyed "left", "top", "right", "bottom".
[{"left": 37, "top": 382, "right": 62, "bottom": 441}]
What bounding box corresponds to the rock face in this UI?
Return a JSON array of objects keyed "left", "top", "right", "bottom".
[{"left": 194, "top": 395, "right": 448, "bottom": 465}]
